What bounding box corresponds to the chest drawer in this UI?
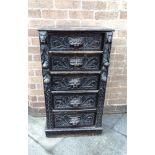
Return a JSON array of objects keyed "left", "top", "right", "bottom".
[
  {"left": 50, "top": 54, "right": 101, "bottom": 71},
  {"left": 53, "top": 93, "right": 97, "bottom": 110},
  {"left": 49, "top": 32, "right": 102, "bottom": 51},
  {"left": 51, "top": 74, "right": 99, "bottom": 91},
  {"left": 54, "top": 112, "right": 95, "bottom": 128}
]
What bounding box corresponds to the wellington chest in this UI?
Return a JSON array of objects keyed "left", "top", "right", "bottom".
[{"left": 38, "top": 27, "right": 114, "bottom": 136}]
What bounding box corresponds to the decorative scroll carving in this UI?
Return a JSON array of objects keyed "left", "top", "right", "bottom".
[
  {"left": 51, "top": 55, "right": 100, "bottom": 71},
  {"left": 49, "top": 32, "right": 102, "bottom": 50},
  {"left": 52, "top": 75, "right": 99, "bottom": 91},
  {"left": 54, "top": 113, "right": 95, "bottom": 128},
  {"left": 96, "top": 31, "right": 113, "bottom": 127},
  {"left": 39, "top": 31, "right": 47, "bottom": 43},
  {"left": 53, "top": 94, "right": 97, "bottom": 109}
]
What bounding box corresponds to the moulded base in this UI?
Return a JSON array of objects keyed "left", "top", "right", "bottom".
[{"left": 45, "top": 126, "right": 103, "bottom": 137}]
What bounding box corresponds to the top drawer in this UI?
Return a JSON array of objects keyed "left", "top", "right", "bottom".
[{"left": 49, "top": 32, "right": 103, "bottom": 51}]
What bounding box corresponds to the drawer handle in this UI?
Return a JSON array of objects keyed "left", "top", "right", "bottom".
[
  {"left": 69, "top": 116, "right": 80, "bottom": 126},
  {"left": 68, "top": 78, "right": 81, "bottom": 88},
  {"left": 70, "top": 58, "right": 83, "bottom": 67},
  {"left": 68, "top": 37, "right": 83, "bottom": 48},
  {"left": 69, "top": 98, "right": 81, "bottom": 107}
]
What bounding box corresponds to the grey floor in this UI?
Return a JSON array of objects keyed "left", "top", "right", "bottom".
[{"left": 28, "top": 113, "right": 127, "bottom": 155}]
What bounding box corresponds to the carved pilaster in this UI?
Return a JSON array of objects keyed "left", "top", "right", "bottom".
[
  {"left": 96, "top": 32, "right": 113, "bottom": 127},
  {"left": 39, "top": 31, "right": 53, "bottom": 128}
]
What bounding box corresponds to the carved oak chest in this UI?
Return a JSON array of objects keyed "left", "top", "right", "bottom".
[{"left": 38, "top": 27, "right": 114, "bottom": 136}]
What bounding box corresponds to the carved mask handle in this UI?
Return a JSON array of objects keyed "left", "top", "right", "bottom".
[
  {"left": 69, "top": 98, "right": 81, "bottom": 107},
  {"left": 68, "top": 78, "right": 81, "bottom": 88},
  {"left": 69, "top": 58, "right": 83, "bottom": 67},
  {"left": 69, "top": 116, "right": 80, "bottom": 126},
  {"left": 68, "top": 37, "right": 83, "bottom": 48}
]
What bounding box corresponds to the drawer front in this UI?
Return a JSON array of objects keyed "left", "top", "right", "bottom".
[
  {"left": 50, "top": 54, "right": 101, "bottom": 71},
  {"left": 53, "top": 94, "right": 97, "bottom": 110},
  {"left": 51, "top": 75, "right": 99, "bottom": 91},
  {"left": 49, "top": 32, "right": 102, "bottom": 51},
  {"left": 54, "top": 112, "right": 95, "bottom": 128}
]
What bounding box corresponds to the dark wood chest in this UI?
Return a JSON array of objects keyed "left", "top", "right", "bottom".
[{"left": 38, "top": 27, "right": 114, "bottom": 136}]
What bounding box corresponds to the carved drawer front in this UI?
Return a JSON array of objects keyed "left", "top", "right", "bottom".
[
  {"left": 54, "top": 112, "right": 95, "bottom": 128},
  {"left": 53, "top": 94, "right": 97, "bottom": 110},
  {"left": 50, "top": 54, "right": 101, "bottom": 71},
  {"left": 51, "top": 74, "right": 99, "bottom": 91},
  {"left": 49, "top": 32, "right": 102, "bottom": 51}
]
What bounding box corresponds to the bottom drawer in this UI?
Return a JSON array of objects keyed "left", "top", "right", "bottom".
[{"left": 54, "top": 112, "right": 95, "bottom": 128}]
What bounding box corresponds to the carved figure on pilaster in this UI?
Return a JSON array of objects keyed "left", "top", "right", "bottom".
[
  {"left": 39, "top": 31, "right": 48, "bottom": 43},
  {"left": 105, "top": 32, "right": 113, "bottom": 43}
]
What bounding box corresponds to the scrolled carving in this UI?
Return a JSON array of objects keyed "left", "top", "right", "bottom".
[{"left": 39, "top": 31, "right": 48, "bottom": 43}]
